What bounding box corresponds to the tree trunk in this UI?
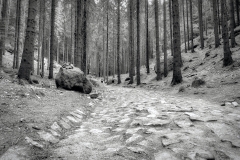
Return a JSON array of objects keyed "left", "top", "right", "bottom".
[
  {"left": 82, "top": 0, "right": 87, "bottom": 74},
  {"left": 13, "top": 0, "right": 21, "bottom": 69},
  {"left": 171, "top": 0, "right": 183, "bottom": 85},
  {"left": 117, "top": 0, "right": 121, "bottom": 84},
  {"left": 103, "top": 14, "right": 105, "bottom": 81},
  {"left": 186, "top": 0, "right": 190, "bottom": 50},
  {"left": 49, "top": 0, "right": 55, "bottom": 79},
  {"left": 18, "top": 0, "right": 38, "bottom": 81},
  {"left": 169, "top": 0, "right": 173, "bottom": 56},
  {"left": 221, "top": 0, "right": 233, "bottom": 67},
  {"left": 217, "top": 0, "right": 221, "bottom": 34},
  {"left": 41, "top": 0, "right": 45, "bottom": 77},
  {"left": 230, "top": 0, "right": 236, "bottom": 48},
  {"left": 236, "top": 0, "right": 240, "bottom": 26},
  {"left": 129, "top": 0, "right": 134, "bottom": 84},
  {"left": 136, "top": 0, "right": 140, "bottom": 85},
  {"left": 113, "top": 17, "right": 115, "bottom": 78},
  {"left": 106, "top": 0, "right": 109, "bottom": 81},
  {"left": 213, "top": 0, "right": 220, "bottom": 48},
  {"left": 163, "top": 1, "right": 167, "bottom": 77},
  {"left": 198, "top": 0, "right": 204, "bottom": 49},
  {"left": 190, "top": 0, "right": 194, "bottom": 53},
  {"left": 155, "top": 0, "right": 161, "bottom": 81},
  {"left": 182, "top": 0, "right": 187, "bottom": 53},
  {"left": 145, "top": 0, "right": 150, "bottom": 74},
  {"left": 37, "top": 0, "right": 42, "bottom": 75},
  {"left": 0, "top": 0, "right": 9, "bottom": 68}
]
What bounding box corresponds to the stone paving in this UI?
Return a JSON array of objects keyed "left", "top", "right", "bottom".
[
  {"left": 53, "top": 86, "right": 240, "bottom": 160},
  {"left": 1, "top": 86, "right": 240, "bottom": 160}
]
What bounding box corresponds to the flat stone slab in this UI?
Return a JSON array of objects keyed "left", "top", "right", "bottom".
[
  {"left": 0, "top": 146, "right": 28, "bottom": 160},
  {"left": 185, "top": 112, "right": 204, "bottom": 122},
  {"left": 119, "top": 118, "right": 131, "bottom": 124},
  {"left": 70, "top": 112, "right": 83, "bottom": 119},
  {"left": 89, "top": 129, "right": 103, "bottom": 134},
  {"left": 126, "top": 127, "right": 143, "bottom": 134},
  {"left": 25, "top": 137, "right": 44, "bottom": 148},
  {"left": 162, "top": 133, "right": 184, "bottom": 147},
  {"left": 59, "top": 120, "right": 71, "bottom": 129},
  {"left": 144, "top": 119, "right": 171, "bottom": 127},
  {"left": 38, "top": 131, "right": 59, "bottom": 143},
  {"left": 154, "top": 150, "right": 180, "bottom": 160},
  {"left": 206, "top": 122, "right": 240, "bottom": 147},
  {"left": 51, "top": 122, "right": 62, "bottom": 131},
  {"left": 174, "top": 119, "right": 193, "bottom": 128},
  {"left": 66, "top": 116, "right": 81, "bottom": 123},
  {"left": 127, "top": 146, "right": 146, "bottom": 154},
  {"left": 126, "top": 134, "right": 143, "bottom": 144}
]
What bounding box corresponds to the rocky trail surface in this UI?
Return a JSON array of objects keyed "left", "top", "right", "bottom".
[
  {"left": 1, "top": 85, "right": 240, "bottom": 160},
  {"left": 53, "top": 86, "right": 240, "bottom": 160}
]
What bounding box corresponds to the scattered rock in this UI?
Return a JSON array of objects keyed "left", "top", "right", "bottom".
[
  {"left": 90, "top": 93, "right": 99, "bottom": 99},
  {"left": 220, "top": 103, "right": 225, "bottom": 106},
  {"left": 126, "top": 134, "right": 143, "bottom": 144},
  {"left": 178, "top": 86, "right": 185, "bottom": 92},
  {"left": 55, "top": 66, "right": 92, "bottom": 94},
  {"left": 205, "top": 51, "right": 210, "bottom": 58},
  {"left": 214, "top": 150, "right": 231, "bottom": 160},
  {"left": 233, "top": 61, "right": 240, "bottom": 67},
  {"left": 191, "top": 77, "right": 205, "bottom": 88},
  {"left": 38, "top": 131, "right": 59, "bottom": 143},
  {"left": 18, "top": 79, "right": 25, "bottom": 86},
  {"left": 154, "top": 150, "right": 179, "bottom": 160},
  {"left": 32, "top": 126, "right": 41, "bottom": 130},
  {"left": 25, "top": 137, "right": 44, "bottom": 148},
  {"left": 51, "top": 122, "right": 62, "bottom": 131},
  {"left": 125, "top": 77, "right": 130, "bottom": 81},
  {"left": 89, "top": 78, "right": 99, "bottom": 87},
  {"left": 183, "top": 66, "right": 189, "bottom": 71},
  {"left": 32, "top": 79, "right": 39, "bottom": 84},
  {"left": 232, "top": 101, "right": 239, "bottom": 107},
  {"left": 212, "top": 54, "right": 218, "bottom": 58},
  {"left": 127, "top": 146, "right": 146, "bottom": 154}
]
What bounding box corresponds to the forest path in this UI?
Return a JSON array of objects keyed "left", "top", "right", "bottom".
[{"left": 52, "top": 85, "right": 240, "bottom": 160}]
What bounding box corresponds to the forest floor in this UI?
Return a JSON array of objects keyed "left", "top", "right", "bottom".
[{"left": 0, "top": 33, "right": 240, "bottom": 159}]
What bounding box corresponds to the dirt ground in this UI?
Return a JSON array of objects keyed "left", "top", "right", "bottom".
[{"left": 0, "top": 69, "right": 94, "bottom": 159}]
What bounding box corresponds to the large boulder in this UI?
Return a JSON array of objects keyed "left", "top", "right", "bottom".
[{"left": 55, "top": 65, "right": 92, "bottom": 94}]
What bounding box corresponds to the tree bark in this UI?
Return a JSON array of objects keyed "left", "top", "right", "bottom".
[
  {"left": 37, "top": 0, "right": 42, "bottom": 75},
  {"left": 169, "top": 0, "right": 173, "bottom": 56},
  {"left": 198, "top": 0, "right": 204, "bottom": 49},
  {"left": 155, "top": 0, "right": 161, "bottom": 81},
  {"left": 190, "top": 0, "right": 194, "bottom": 53},
  {"left": 182, "top": 0, "right": 187, "bottom": 53},
  {"left": 171, "top": 0, "right": 183, "bottom": 85},
  {"left": 186, "top": 0, "right": 190, "bottom": 50},
  {"left": 106, "top": 0, "right": 109, "bottom": 81},
  {"left": 129, "top": 0, "right": 134, "bottom": 84},
  {"left": 117, "top": 0, "right": 121, "bottom": 84},
  {"left": 145, "top": 0, "right": 149, "bottom": 74},
  {"left": 82, "top": 0, "right": 87, "bottom": 74},
  {"left": 236, "top": 0, "right": 240, "bottom": 26},
  {"left": 49, "top": 0, "right": 55, "bottom": 79},
  {"left": 230, "top": 0, "right": 236, "bottom": 48},
  {"left": 163, "top": 1, "right": 167, "bottom": 77},
  {"left": 0, "top": 0, "right": 9, "bottom": 68},
  {"left": 221, "top": 0, "right": 233, "bottom": 67},
  {"left": 13, "top": 0, "right": 21, "bottom": 69},
  {"left": 136, "top": 0, "right": 140, "bottom": 85},
  {"left": 18, "top": 0, "right": 38, "bottom": 81},
  {"left": 41, "top": 0, "right": 45, "bottom": 77},
  {"left": 213, "top": 0, "right": 220, "bottom": 48}
]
